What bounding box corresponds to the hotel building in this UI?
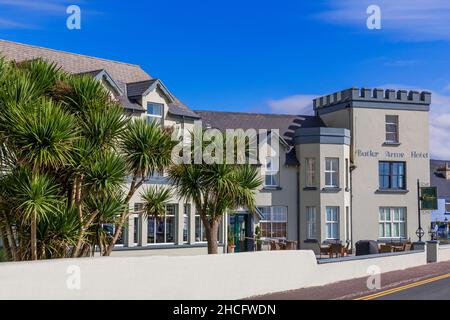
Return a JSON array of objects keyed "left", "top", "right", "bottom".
[{"left": 0, "top": 40, "right": 432, "bottom": 255}]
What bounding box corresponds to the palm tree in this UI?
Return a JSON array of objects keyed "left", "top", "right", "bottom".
[
  {"left": 102, "top": 119, "right": 175, "bottom": 256},
  {"left": 0, "top": 58, "right": 176, "bottom": 261},
  {"left": 169, "top": 163, "right": 261, "bottom": 254}
]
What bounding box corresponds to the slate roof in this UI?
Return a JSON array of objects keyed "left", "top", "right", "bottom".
[
  {"left": 194, "top": 110, "right": 325, "bottom": 165},
  {"left": 0, "top": 39, "right": 150, "bottom": 83},
  {"left": 430, "top": 160, "right": 450, "bottom": 198},
  {"left": 126, "top": 79, "right": 158, "bottom": 99},
  {"left": 0, "top": 39, "right": 199, "bottom": 117},
  {"left": 194, "top": 110, "right": 324, "bottom": 146}
]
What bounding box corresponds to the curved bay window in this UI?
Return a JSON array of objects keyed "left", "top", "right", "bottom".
[{"left": 147, "top": 204, "right": 177, "bottom": 244}]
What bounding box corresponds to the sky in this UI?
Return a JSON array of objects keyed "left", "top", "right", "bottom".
[{"left": 0, "top": 0, "right": 449, "bottom": 158}]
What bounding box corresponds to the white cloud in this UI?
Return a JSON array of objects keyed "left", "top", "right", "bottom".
[
  {"left": 267, "top": 94, "right": 316, "bottom": 115},
  {"left": 316, "top": 0, "right": 450, "bottom": 41},
  {"left": 267, "top": 87, "right": 450, "bottom": 159}
]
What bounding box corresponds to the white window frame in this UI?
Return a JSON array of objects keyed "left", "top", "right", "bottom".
[
  {"left": 146, "top": 102, "right": 163, "bottom": 125},
  {"left": 306, "top": 207, "right": 317, "bottom": 239},
  {"left": 147, "top": 204, "right": 176, "bottom": 244},
  {"left": 379, "top": 207, "right": 406, "bottom": 239},
  {"left": 325, "top": 158, "right": 339, "bottom": 188},
  {"left": 305, "top": 158, "right": 316, "bottom": 187},
  {"left": 258, "top": 206, "right": 288, "bottom": 239},
  {"left": 264, "top": 156, "right": 279, "bottom": 187},
  {"left": 183, "top": 204, "right": 190, "bottom": 243},
  {"left": 385, "top": 115, "right": 399, "bottom": 143},
  {"left": 325, "top": 207, "right": 339, "bottom": 240}
]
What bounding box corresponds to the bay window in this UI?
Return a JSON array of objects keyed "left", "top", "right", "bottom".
[
  {"left": 325, "top": 158, "right": 339, "bottom": 188},
  {"left": 326, "top": 207, "right": 339, "bottom": 239}
]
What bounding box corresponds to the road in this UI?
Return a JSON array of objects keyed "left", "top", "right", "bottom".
[
  {"left": 250, "top": 260, "right": 450, "bottom": 300},
  {"left": 359, "top": 274, "right": 450, "bottom": 300}
]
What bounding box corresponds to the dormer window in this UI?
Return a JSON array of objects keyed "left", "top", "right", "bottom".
[{"left": 147, "top": 102, "right": 163, "bottom": 125}]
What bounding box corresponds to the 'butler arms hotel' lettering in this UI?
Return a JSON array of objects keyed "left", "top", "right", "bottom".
[{"left": 356, "top": 149, "right": 429, "bottom": 159}]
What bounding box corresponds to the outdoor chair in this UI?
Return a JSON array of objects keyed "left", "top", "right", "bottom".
[
  {"left": 341, "top": 241, "right": 351, "bottom": 256},
  {"left": 330, "top": 243, "right": 343, "bottom": 258},
  {"left": 404, "top": 242, "right": 412, "bottom": 251},
  {"left": 317, "top": 242, "right": 331, "bottom": 258},
  {"left": 270, "top": 240, "right": 281, "bottom": 251},
  {"left": 285, "top": 240, "right": 297, "bottom": 250},
  {"left": 379, "top": 244, "right": 393, "bottom": 253}
]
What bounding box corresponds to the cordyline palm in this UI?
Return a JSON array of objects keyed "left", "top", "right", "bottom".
[
  {"left": 103, "top": 119, "right": 175, "bottom": 256},
  {"left": 169, "top": 162, "right": 261, "bottom": 254}
]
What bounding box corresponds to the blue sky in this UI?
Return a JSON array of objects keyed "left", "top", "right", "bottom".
[{"left": 1, "top": 0, "right": 450, "bottom": 158}]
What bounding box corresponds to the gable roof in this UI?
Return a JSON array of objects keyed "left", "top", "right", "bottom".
[{"left": 0, "top": 39, "right": 199, "bottom": 117}]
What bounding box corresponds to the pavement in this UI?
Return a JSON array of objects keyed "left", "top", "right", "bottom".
[{"left": 249, "top": 260, "right": 450, "bottom": 300}]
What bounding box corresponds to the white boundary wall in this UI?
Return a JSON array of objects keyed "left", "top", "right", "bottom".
[{"left": 0, "top": 250, "right": 428, "bottom": 300}]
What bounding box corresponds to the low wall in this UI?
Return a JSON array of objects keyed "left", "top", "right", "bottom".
[
  {"left": 0, "top": 249, "right": 427, "bottom": 300},
  {"left": 438, "top": 244, "right": 450, "bottom": 262}
]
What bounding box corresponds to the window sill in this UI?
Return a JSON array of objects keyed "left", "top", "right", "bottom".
[
  {"left": 303, "top": 186, "right": 317, "bottom": 191},
  {"left": 376, "top": 189, "right": 409, "bottom": 194},
  {"left": 262, "top": 186, "right": 282, "bottom": 191},
  {"left": 304, "top": 239, "right": 318, "bottom": 243},
  {"left": 321, "top": 187, "right": 342, "bottom": 193},
  {"left": 383, "top": 142, "right": 401, "bottom": 147}
]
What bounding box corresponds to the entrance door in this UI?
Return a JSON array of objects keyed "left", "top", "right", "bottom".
[{"left": 229, "top": 214, "right": 250, "bottom": 252}]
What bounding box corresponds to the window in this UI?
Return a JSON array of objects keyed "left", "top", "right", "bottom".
[
  {"left": 133, "top": 203, "right": 143, "bottom": 244},
  {"left": 379, "top": 207, "right": 406, "bottom": 239},
  {"left": 385, "top": 115, "right": 399, "bottom": 143},
  {"left": 345, "top": 206, "right": 350, "bottom": 241},
  {"left": 183, "top": 204, "right": 190, "bottom": 243},
  {"left": 195, "top": 212, "right": 221, "bottom": 242},
  {"left": 345, "top": 158, "right": 349, "bottom": 189},
  {"left": 445, "top": 201, "right": 450, "bottom": 213},
  {"left": 147, "top": 102, "right": 163, "bottom": 125},
  {"left": 305, "top": 158, "right": 316, "bottom": 187},
  {"left": 195, "top": 213, "right": 207, "bottom": 242},
  {"left": 147, "top": 204, "right": 176, "bottom": 244},
  {"left": 258, "top": 206, "right": 288, "bottom": 239},
  {"left": 325, "top": 158, "right": 339, "bottom": 188},
  {"left": 264, "top": 156, "right": 279, "bottom": 187},
  {"left": 306, "top": 207, "right": 317, "bottom": 239},
  {"left": 379, "top": 161, "right": 406, "bottom": 190},
  {"left": 326, "top": 207, "right": 339, "bottom": 239}
]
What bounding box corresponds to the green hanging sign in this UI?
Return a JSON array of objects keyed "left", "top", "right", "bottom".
[{"left": 420, "top": 187, "right": 438, "bottom": 210}]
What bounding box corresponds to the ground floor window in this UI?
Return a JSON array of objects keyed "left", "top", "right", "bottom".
[
  {"left": 195, "top": 214, "right": 207, "bottom": 242},
  {"left": 379, "top": 207, "right": 406, "bottom": 239},
  {"left": 195, "top": 213, "right": 222, "bottom": 242},
  {"left": 326, "top": 207, "right": 339, "bottom": 239},
  {"left": 147, "top": 204, "right": 177, "bottom": 244},
  {"left": 306, "top": 206, "right": 317, "bottom": 239},
  {"left": 258, "top": 206, "right": 288, "bottom": 239},
  {"left": 183, "top": 204, "right": 190, "bottom": 243}
]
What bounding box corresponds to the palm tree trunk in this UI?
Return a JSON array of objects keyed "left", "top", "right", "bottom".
[
  {"left": 0, "top": 226, "right": 12, "bottom": 261},
  {"left": 2, "top": 211, "right": 18, "bottom": 261},
  {"left": 206, "top": 220, "right": 219, "bottom": 254},
  {"left": 30, "top": 215, "right": 37, "bottom": 260},
  {"left": 103, "top": 176, "right": 143, "bottom": 256}
]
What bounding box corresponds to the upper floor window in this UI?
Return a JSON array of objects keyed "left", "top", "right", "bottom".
[
  {"left": 385, "top": 115, "right": 399, "bottom": 143},
  {"left": 305, "top": 158, "right": 316, "bottom": 187},
  {"left": 379, "top": 161, "right": 406, "bottom": 190},
  {"left": 325, "top": 158, "right": 339, "bottom": 188},
  {"left": 264, "top": 156, "right": 279, "bottom": 187},
  {"left": 147, "top": 102, "right": 163, "bottom": 125}
]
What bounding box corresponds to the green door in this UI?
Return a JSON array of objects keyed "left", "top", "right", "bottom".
[{"left": 229, "top": 214, "right": 248, "bottom": 252}]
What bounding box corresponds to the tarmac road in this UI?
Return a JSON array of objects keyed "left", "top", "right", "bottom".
[{"left": 359, "top": 274, "right": 450, "bottom": 300}]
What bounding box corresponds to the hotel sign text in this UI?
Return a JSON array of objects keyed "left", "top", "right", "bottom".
[{"left": 356, "top": 149, "right": 429, "bottom": 159}]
